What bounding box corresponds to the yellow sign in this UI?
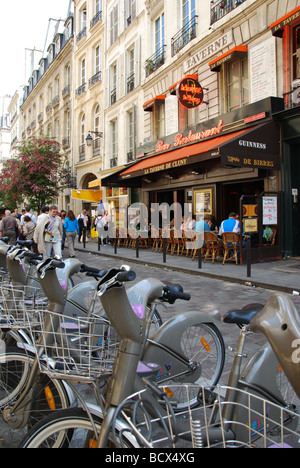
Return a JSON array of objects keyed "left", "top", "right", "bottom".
[{"left": 71, "top": 190, "right": 102, "bottom": 202}]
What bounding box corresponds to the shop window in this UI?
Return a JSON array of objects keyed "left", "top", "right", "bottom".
[
  {"left": 154, "top": 101, "right": 165, "bottom": 139},
  {"left": 227, "top": 57, "right": 249, "bottom": 112}
]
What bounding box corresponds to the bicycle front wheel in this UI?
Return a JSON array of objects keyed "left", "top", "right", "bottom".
[
  {"left": 153, "top": 322, "right": 225, "bottom": 411},
  {"left": 20, "top": 408, "right": 137, "bottom": 448},
  {"left": 0, "top": 348, "right": 71, "bottom": 434}
]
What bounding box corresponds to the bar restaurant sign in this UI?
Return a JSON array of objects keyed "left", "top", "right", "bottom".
[{"left": 176, "top": 77, "right": 204, "bottom": 109}]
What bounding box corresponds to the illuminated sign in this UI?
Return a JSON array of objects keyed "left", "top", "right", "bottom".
[{"left": 176, "top": 77, "right": 204, "bottom": 109}]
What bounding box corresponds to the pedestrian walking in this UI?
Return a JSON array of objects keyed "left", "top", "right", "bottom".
[
  {"left": 64, "top": 210, "right": 79, "bottom": 258},
  {"left": 77, "top": 209, "right": 87, "bottom": 243},
  {"left": 34, "top": 205, "right": 63, "bottom": 258},
  {"left": 0, "top": 210, "right": 18, "bottom": 244},
  {"left": 94, "top": 210, "right": 109, "bottom": 246}
]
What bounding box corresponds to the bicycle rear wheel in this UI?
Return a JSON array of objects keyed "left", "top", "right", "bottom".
[
  {"left": 20, "top": 408, "right": 137, "bottom": 448},
  {"left": 153, "top": 323, "right": 225, "bottom": 411}
]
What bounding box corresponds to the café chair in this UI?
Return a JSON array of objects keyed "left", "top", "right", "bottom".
[{"left": 222, "top": 232, "right": 240, "bottom": 265}]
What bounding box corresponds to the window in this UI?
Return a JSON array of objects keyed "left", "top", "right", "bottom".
[
  {"left": 127, "top": 48, "right": 135, "bottom": 93},
  {"left": 155, "top": 13, "right": 165, "bottom": 54},
  {"left": 125, "top": 0, "right": 136, "bottom": 27},
  {"left": 292, "top": 25, "right": 300, "bottom": 80},
  {"left": 96, "top": 0, "right": 102, "bottom": 13},
  {"left": 111, "top": 119, "right": 118, "bottom": 167},
  {"left": 82, "top": 9, "right": 87, "bottom": 30},
  {"left": 110, "top": 4, "right": 119, "bottom": 45},
  {"left": 127, "top": 108, "right": 135, "bottom": 161},
  {"left": 110, "top": 63, "right": 117, "bottom": 104},
  {"left": 93, "top": 105, "right": 101, "bottom": 156},
  {"left": 66, "top": 65, "right": 71, "bottom": 86},
  {"left": 81, "top": 58, "right": 86, "bottom": 85},
  {"left": 80, "top": 114, "right": 85, "bottom": 160},
  {"left": 227, "top": 57, "right": 249, "bottom": 111},
  {"left": 155, "top": 101, "right": 165, "bottom": 139},
  {"left": 182, "top": 0, "right": 195, "bottom": 27},
  {"left": 95, "top": 45, "right": 101, "bottom": 74}
]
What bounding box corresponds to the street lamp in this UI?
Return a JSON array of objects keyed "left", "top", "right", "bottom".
[{"left": 86, "top": 131, "right": 103, "bottom": 147}]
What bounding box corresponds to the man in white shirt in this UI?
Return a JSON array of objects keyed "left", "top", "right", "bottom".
[{"left": 20, "top": 206, "right": 37, "bottom": 227}]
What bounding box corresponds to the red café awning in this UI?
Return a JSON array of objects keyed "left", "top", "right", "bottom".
[
  {"left": 270, "top": 6, "right": 300, "bottom": 38},
  {"left": 119, "top": 121, "right": 281, "bottom": 180},
  {"left": 209, "top": 46, "right": 248, "bottom": 72},
  {"left": 120, "top": 128, "right": 248, "bottom": 179}
]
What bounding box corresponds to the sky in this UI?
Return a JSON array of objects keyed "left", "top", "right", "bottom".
[{"left": 0, "top": 0, "right": 71, "bottom": 99}]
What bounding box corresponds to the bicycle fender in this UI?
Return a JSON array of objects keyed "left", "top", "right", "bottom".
[{"left": 142, "top": 309, "right": 221, "bottom": 371}]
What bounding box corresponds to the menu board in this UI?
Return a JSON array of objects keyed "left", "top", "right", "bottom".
[
  {"left": 249, "top": 37, "right": 277, "bottom": 103},
  {"left": 262, "top": 196, "right": 277, "bottom": 225}
]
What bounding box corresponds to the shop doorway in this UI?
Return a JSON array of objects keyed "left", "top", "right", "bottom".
[
  {"left": 221, "top": 180, "right": 264, "bottom": 223},
  {"left": 149, "top": 190, "right": 185, "bottom": 227},
  {"left": 289, "top": 144, "right": 300, "bottom": 256}
]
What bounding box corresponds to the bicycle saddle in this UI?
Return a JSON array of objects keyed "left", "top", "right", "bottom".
[{"left": 223, "top": 303, "right": 264, "bottom": 325}]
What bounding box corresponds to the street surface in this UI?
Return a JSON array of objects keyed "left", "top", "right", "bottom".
[{"left": 1, "top": 248, "right": 299, "bottom": 447}]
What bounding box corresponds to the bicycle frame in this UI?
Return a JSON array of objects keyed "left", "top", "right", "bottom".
[{"left": 2, "top": 258, "right": 81, "bottom": 428}]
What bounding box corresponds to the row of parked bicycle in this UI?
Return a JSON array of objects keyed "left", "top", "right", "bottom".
[{"left": 0, "top": 237, "right": 299, "bottom": 448}]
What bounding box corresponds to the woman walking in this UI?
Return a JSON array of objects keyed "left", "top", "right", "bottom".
[
  {"left": 34, "top": 205, "right": 63, "bottom": 258},
  {"left": 64, "top": 210, "right": 79, "bottom": 258}
]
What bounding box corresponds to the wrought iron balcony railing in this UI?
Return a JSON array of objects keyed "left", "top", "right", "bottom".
[
  {"left": 90, "top": 10, "right": 102, "bottom": 29},
  {"left": 89, "top": 71, "right": 102, "bottom": 88},
  {"left": 171, "top": 16, "right": 197, "bottom": 57},
  {"left": 211, "top": 0, "right": 246, "bottom": 25},
  {"left": 145, "top": 45, "right": 166, "bottom": 78}
]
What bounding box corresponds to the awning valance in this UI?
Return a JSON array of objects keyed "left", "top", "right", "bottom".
[
  {"left": 71, "top": 189, "right": 103, "bottom": 202},
  {"left": 270, "top": 6, "right": 300, "bottom": 38},
  {"left": 88, "top": 165, "right": 128, "bottom": 188},
  {"left": 119, "top": 121, "right": 280, "bottom": 180},
  {"left": 143, "top": 95, "right": 166, "bottom": 112},
  {"left": 209, "top": 46, "right": 248, "bottom": 72}
]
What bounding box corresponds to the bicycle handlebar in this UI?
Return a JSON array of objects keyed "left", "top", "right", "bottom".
[
  {"left": 161, "top": 285, "right": 191, "bottom": 304},
  {"left": 115, "top": 270, "right": 136, "bottom": 283}
]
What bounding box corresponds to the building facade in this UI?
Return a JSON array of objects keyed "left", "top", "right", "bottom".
[{"left": 16, "top": 0, "right": 300, "bottom": 259}]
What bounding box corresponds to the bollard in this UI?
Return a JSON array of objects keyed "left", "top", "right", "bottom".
[
  {"left": 198, "top": 246, "right": 202, "bottom": 269},
  {"left": 98, "top": 237, "right": 101, "bottom": 251},
  {"left": 114, "top": 238, "right": 117, "bottom": 254},
  {"left": 163, "top": 237, "right": 166, "bottom": 263},
  {"left": 136, "top": 236, "right": 139, "bottom": 258},
  {"left": 246, "top": 237, "right": 251, "bottom": 278}
]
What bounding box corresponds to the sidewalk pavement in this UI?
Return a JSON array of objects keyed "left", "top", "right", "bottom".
[{"left": 74, "top": 238, "right": 300, "bottom": 295}]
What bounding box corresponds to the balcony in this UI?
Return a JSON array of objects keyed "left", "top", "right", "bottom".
[
  {"left": 90, "top": 11, "right": 102, "bottom": 29},
  {"left": 127, "top": 73, "right": 135, "bottom": 93},
  {"left": 145, "top": 45, "right": 166, "bottom": 78},
  {"left": 76, "top": 83, "right": 86, "bottom": 97},
  {"left": 283, "top": 83, "right": 300, "bottom": 110},
  {"left": 171, "top": 16, "right": 197, "bottom": 57},
  {"left": 62, "top": 137, "right": 70, "bottom": 149},
  {"left": 79, "top": 144, "right": 85, "bottom": 161},
  {"left": 110, "top": 88, "right": 117, "bottom": 105},
  {"left": 211, "top": 0, "right": 246, "bottom": 25},
  {"left": 110, "top": 157, "right": 118, "bottom": 168},
  {"left": 62, "top": 85, "right": 71, "bottom": 99},
  {"left": 76, "top": 27, "right": 87, "bottom": 42},
  {"left": 88, "top": 71, "right": 102, "bottom": 88},
  {"left": 93, "top": 138, "right": 101, "bottom": 157},
  {"left": 52, "top": 95, "right": 60, "bottom": 108},
  {"left": 127, "top": 151, "right": 135, "bottom": 163}
]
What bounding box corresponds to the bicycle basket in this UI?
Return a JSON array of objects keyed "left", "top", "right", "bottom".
[
  {"left": 26, "top": 309, "right": 119, "bottom": 380},
  {"left": 0, "top": 284, "right": 48, "bottom": 329},
  {"left": 112, "top": 384, "right": 300, "bottom": 449}
]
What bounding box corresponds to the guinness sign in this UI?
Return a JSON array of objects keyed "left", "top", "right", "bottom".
[{"left": 176, "top": 77, "right": 203, "bottom": 109}]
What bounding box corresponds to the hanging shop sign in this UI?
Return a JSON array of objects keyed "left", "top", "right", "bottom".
[{"left": 176, "top": 77, "right": 204, "bottom": 109}]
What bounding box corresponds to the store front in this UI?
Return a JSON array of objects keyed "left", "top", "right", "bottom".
[
  {"left": 103, "top": 97, "right": 283, "bottom": 262},
  {"left": 270, "top": 6, "right": 300, "bottom": 257}
]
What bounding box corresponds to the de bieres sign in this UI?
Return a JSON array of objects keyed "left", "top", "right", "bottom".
[{"left": 220, "top": 121, "right": 280, "bottom": 170}]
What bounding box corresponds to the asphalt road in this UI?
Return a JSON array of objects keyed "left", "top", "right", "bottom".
[{"left": 1, "top": 249, "right": 299, "bottom": 447}]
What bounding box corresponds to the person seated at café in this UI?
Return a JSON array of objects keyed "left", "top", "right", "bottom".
[
  {"left": 194, "top": 215, "right": 211, "bottom": 233},
  {"left": 219, "top": 212, "right": 240, "bottom": 235}
]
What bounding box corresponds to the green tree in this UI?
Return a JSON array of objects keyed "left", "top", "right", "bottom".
[{"left": 0, "top": 138, "right": 69, "bottom": 212}]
